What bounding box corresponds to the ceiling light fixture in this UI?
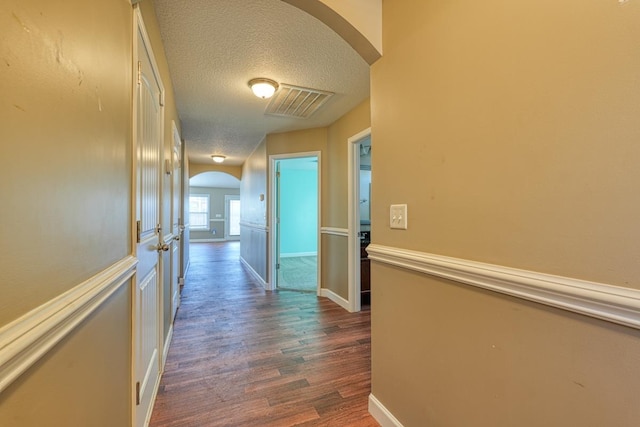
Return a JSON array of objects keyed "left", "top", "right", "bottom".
[
  {"left": 248, "top": 78, "right": 279, "bottom": 99},
  {"left": 211, "top": 155, "right": 226, "bottom": 163}
]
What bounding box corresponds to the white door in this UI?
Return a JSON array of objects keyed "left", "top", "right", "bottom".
[
  {"left": 170, "top": 122, "right": 182, "bottom": 321},
  {"left": 134, "top": 11, "right": 164, "bottom": 427}
]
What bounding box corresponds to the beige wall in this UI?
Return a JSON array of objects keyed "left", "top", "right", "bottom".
[
  {"left": 266, "top": 127, "right": 328, "bottom": 157},
  {"left": 0, "top": 0, "right": 132, "bottom": 325},
  {"left": 324, "top": 99, "right": 371, "bottom": 298},
  {"left": 0, "top": 0, "right": 181, "bottom": 424},
  {"left": 0, "top": 0, "right": 132, "bottom": 423},
  {"left": 326, "top": 99, "right": 370, "bottom": 229},
  {"left": 240, "top": 138, "right": 268, "bottom": 281},
  {"left": 370, "top": 0, "right": 640, "bottom": 425}
]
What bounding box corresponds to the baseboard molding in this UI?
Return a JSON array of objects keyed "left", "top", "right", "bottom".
[
  {"left": 320, "top": 227, "right": 348, "bottom": 237},
  {"left": 280, "top": 252, "right": 317, "bottom": 258},
  {"left": 240, "top": 256, "right": 269, "bottom": 290},
  {"left": 320, "top": 288, "right": 350, "bottom": 311},
  {"left": 0, "top": 255, "right": 138, "bottom": 393},
  {"left": 183, "top": 259, "right": 190, "bottom": 280},
  {"left": 162, "top": 324, "right": 174, "bottom": 372},
  {"left": 190, "top": 238, "right": 225, "bottom": 243},
  {"left": 366, "top": 244, "right": 640, "bottom": 330},
  {"left": 369, "top": 394, "right": 405, "bottom": 427}
]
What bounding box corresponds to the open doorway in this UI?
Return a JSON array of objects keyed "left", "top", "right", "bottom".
[
  {"left": 348, "top": 128, "right": 372, "bottom": 312},
  {"left": 225, "top": 195, "right": 241, "bottom": 240},
  {"left": 270, "top": 153, "right": 321, "bottom": 293},
  {"left": 188, "top": 172, "right": 240, "bottom": 243}
]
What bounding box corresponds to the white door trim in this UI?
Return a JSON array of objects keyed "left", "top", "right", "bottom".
[
  {"left": 268, "top": 152, "right": 322, "bottom": 295},
  {"left": 347, "top": 127, "right": 371, "bottom": 313}
]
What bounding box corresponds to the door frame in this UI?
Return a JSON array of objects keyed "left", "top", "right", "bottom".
[
  {"left": 347, "top": 128, "right": 371, "bottom": 313},
  {"left": 268, "top": 151, "right": 321, "bottom": 293}
]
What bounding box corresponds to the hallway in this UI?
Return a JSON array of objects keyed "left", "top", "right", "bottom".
[{"left": 150, "top": 242, "right": 378, "bottom": 426}]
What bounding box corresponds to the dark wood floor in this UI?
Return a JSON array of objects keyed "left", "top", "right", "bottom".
[{"left": 150, "top": 242, "right": 378, "bottom": 427}]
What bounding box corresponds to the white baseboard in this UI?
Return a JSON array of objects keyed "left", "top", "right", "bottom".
[
  {"left": 183, "top": 259, "right": 190, "bottom": 280},
  {"left": 319, "top": 288, "right": 350, "bottom": 311},
  {"left": 280, "top": 252, "right": 318, "bottom": 258},
  {"left": 240, "top": 256, "right": 268, "bottom": 290},
  {"left": 0, "top": 256, "right": 137, "bottom": 393},
  {"left": 162, "top": 324, "right": 174, "bottom": 372},
  {"left": 369, "top": 394, "right": 405, "bottom": 427},
  {"left": 366, "top": 244, "right": 640, "bottom": 330}
]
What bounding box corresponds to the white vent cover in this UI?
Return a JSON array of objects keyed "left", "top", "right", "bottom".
[{"left": 265, "top": 84, "right": 334, "bottom": 119}]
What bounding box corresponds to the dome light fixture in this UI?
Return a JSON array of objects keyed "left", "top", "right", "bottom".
[
  {"left": 211, "top": 155, "right": 226, "bottom": 163},
  {"left": 248, "top": 78, "right": 278, "bottom": 99}
]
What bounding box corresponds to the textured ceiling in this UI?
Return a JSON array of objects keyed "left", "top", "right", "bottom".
[{"left": 154, "top": 0, "right": 370, "bottom": 167}]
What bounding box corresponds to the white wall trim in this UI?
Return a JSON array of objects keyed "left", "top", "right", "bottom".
[
  {"left": 239, "top": 221, "right": 269, "bottom": 232},
  {"left": 162, "top": 324, "right": 174, "bottom": 372},
  {"left": 280, "top": 252, "right": 318, "bottom": 258},
  {"left": 0, "top": 255, "right": 138, "bottom": 393},
  {"left": 366, "top": 244, "right": 640, "bottom": 330},
  {"left": 369, "top": 394, "right": 405, "bottom": 427},
  {"left": 240, "top": 256, "right": 269, "bottom": 290},
  {"left": 320, "top": 288, "right": 350, "bottom": 312},
  {"left": 320, "top": 227, "right": 349, "bottom": 237}
]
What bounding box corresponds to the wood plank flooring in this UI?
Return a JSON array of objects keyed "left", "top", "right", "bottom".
[{"left": 150, "top": 242, "right": 378, "bottom": 427}]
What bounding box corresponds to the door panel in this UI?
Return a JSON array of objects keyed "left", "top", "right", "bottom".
[{"left": 134, "top": 14, "right": 163, "bottom": 427}]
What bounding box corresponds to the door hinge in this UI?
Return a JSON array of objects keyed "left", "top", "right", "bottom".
[
  {"left": 137, "top": 61, "right": 141, "bottom": 85},
  {"left": 276, "top": 263, "right": 280, "bottom": 269},
  {"left": 136, "top": 220, "right": 141, "bottom": 243},
  {"left": 159, "top": 91, "right": 165, "bottom": 107},
  {"left": 136, "top": 381, "right": 141, "bottom": 405}
]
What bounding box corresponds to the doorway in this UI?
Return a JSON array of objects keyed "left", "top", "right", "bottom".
[
  {"left": 270, "top": 153, "right": 321, "bottom": 293},
  {"left": 348, "top": 128, "right": 372, "bottom": 312},
  {"left": 225, "top": 195, "right": 241, "bottom": 240}
]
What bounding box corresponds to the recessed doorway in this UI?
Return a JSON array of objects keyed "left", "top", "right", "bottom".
[{"left": 269, "top": 153, "right": 321, "bottom": 293}]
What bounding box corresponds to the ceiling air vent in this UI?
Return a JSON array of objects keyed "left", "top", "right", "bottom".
[{"left": 265, "top": 84, "right": 334, "bottom": 119}]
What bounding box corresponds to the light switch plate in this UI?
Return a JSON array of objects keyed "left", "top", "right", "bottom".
[{"left": 390, "top": 204, "right": 408, "bottom": 229}]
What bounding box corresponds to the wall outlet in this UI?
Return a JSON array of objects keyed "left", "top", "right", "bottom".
[{"left": 212, "top": 228, "right": 216, "bottom": 235}]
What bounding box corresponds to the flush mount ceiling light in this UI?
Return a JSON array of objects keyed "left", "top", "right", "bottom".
[
  {"left": 211, "top": 155, "right": 226, "bottom": 163},
  {"left": 248, "top": 78, "right": 279, "bottom": 99}
]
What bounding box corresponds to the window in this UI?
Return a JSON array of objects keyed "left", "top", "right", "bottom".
[{"left": 189, "top": 194, "right": 209, "bottom": 230}]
